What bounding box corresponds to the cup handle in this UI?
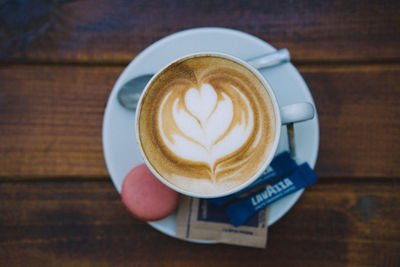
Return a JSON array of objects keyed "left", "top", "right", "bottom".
[{"left": 280, "top": 102, "right": 315, "bottom": 125}]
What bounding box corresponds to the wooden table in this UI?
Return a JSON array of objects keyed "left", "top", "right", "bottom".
[{"left": 1, "top": 1, "right": 399, "bottom": 266}]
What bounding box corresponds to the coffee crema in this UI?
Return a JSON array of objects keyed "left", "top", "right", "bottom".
[{"left": 137, "top": 55, "right": 276, "bottom": 195}]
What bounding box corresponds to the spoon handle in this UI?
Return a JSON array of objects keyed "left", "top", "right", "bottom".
[{"left": 246, "top": 48, "right": 290, "bottom": 69}]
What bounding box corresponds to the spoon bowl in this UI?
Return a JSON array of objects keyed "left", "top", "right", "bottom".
[{"left": 117, "top": 74, "right": 153, "bottom": 110}]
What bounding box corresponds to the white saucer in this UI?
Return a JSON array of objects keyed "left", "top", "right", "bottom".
[{"left": 102, "top": 27, "right": 319, "bottom": 243}]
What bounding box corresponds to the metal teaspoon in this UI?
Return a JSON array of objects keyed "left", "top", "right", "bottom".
[{"left": 117, "top": 48, "right": 290, "bottom": 111}]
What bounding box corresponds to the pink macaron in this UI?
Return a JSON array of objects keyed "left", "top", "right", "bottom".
[{"left": 121, "top": 164, "right": 179, "bottom": 221}]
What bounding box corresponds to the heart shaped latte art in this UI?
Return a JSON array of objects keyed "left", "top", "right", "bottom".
[
  {"left": 139, "top": 56, "right": 276, "bottom": 194},
  {"left": 158, "top": 83, "right": 254, "bottom": 182}
]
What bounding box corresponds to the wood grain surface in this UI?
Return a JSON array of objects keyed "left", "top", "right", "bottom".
[
  {"left": 0, "top": 179, "right": 399, "bottom": 266},
  {"left": 0, "top": 64, "right": 399, "bottom": 178},
  {"left": 1, "top": 0, "right": 399, "bottom": 265},
  {"left": 0, "top": 65, "right": 119, "bottom": 178},
  {"left": 1, "top": 0, "right": 399, "bottom": 64}
]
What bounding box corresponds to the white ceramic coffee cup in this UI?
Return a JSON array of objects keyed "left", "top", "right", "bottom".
[{"left": 135, "top": 52, "right": 315, "bottom": 198}]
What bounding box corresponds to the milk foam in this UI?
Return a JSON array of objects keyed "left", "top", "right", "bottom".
[
  {"left": 158, "top": 83, "right": 253, "bottom": 182},
  {"left": 138, "top": 55, "right": 276, "bottom": 195}
]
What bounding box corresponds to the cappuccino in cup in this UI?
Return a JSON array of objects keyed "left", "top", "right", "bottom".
[{"left": 136, "top": 54, "right": 277, "bottom": 196}]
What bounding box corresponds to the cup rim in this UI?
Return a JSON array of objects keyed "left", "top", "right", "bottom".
[{"left": 135, "top": 52, "right": 282, "bottom": 198}]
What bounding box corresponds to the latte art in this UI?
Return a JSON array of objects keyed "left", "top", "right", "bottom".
[
  {"left": 138, "top": 56, "right": 276, "bottom": 195},
  {"left": 159, "top": 83, "right": 254, "bottom": 182}
]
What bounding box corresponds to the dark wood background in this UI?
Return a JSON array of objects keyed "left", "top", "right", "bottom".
[{"left": 1, "top": 0, "right": 399, "bottom": 266}]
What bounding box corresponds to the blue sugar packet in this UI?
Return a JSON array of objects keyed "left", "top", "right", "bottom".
[
  {"left": 225, "top": 163, "right": 318, "bottom": 227},
  {"left": 207, "top": 152, "right": 297, "bottom": 206}
]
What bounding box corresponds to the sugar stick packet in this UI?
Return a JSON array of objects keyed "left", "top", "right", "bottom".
[
  {"left": 176, "top": 197, "right": 269, "bottom": 248},
  {"left": 225, "top": 163, "right": 318, "bottom": 227},
  {"left": 207, "top": 152, "right": 298, "bottom": 207}
]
